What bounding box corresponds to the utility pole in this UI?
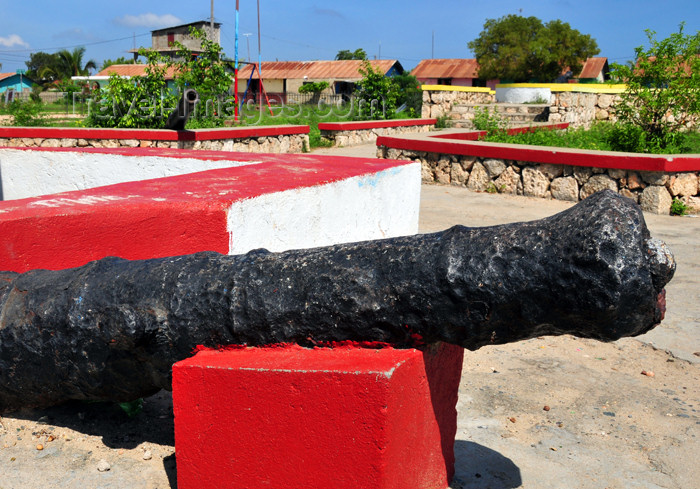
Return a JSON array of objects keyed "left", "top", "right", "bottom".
[{"left": 243, "top": 33, "right": 252, "bottom": 62}]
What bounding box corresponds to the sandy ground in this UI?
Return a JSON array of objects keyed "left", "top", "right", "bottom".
[{"left": 0, "top": 145, "right": 698, "bottom": 488}]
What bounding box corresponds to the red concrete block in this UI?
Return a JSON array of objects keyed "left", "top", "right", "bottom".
[{"left": 173, "top": 343, "right": 464, "bottom": 489}]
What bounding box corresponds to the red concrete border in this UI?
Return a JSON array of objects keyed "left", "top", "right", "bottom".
[
  {"left": 377, "top": 131, "right": 700, "bottom": 173},
  {"left": 0, "top": 148, "right": 409, "bottom": 273},
  {"left": 0, "top": 124, "right": 309, "bottom": 142},
  {"left": 173, "top": 343, "right": 464, "bottom": 489},
  {"left": 429, "top": 124, "right": 570, "bottom": 142},
  {"left": 319, "top": 118, "right": 437, "bottom": 131}
]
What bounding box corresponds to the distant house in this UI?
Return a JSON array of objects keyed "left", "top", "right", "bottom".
[
  {"left": 129, "top": 20, "right": 222, "bottom": 61},
  {"left": 559, "top": 57, "right": 610, "bottom": 83},
  {"left": 72, "top": 64, "right": 180, "bottom": 90},
  {"left": 236, "top": 59, "right": 404, "bottom": 103},
  {"left": 411, "top": 59, "right": 497, "bottom": 89},
  {"left": 0, "top": 73, "right": 34, "bottom": 100}
]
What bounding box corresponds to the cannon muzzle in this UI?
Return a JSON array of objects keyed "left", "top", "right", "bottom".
[{"left": 165, "top": 88, "right": 199, "bottom": 130}]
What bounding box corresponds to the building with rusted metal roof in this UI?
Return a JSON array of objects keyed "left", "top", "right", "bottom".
[
  {"left": 576, "top": 57, "right": 609, "bottom": 83},
  {"left": 410, "top": 59, "right": 496, "bottom": 88},
  {"left": 236, "top": 59, "right": 403, "bottom": 104},
  {"left": 72, "top": 64, "right": 182, "bottom": 90}
]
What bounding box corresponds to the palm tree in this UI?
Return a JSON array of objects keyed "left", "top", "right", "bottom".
[{"left": 39, "top": 47, "right": 97, "bottom": 81}]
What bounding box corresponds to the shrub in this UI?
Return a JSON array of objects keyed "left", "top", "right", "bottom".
[
  {"left": 355, "top": 60, "right": 400, "bottom": 120},
  {"left": 8, "top": 100, "right": 47, "bottom": 127},
  {"left": 472, "top": 106, "right": 507, "bottom": 134},
  {"left": 610, "top": 24, "right": 700, "bottom": 151}
]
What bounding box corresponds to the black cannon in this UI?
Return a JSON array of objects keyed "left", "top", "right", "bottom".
[
  {"left": 0, "top": 191, "right": 675, "bottom": 412},
  {"left": 165, "top": 88, "right": 199, "bottom": 130}
]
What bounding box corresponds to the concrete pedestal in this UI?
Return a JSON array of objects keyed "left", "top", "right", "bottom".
[{"left": 173, "top": 343, "right": 463, "bottom": 489}]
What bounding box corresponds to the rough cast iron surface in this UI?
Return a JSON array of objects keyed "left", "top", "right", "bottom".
[{"left": 0, "top": 191, "right": 675, "bottom": 412}]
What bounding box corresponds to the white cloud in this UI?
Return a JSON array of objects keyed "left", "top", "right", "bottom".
[
  {"left": 0, "top": 34, "right": 29, "bottom": 49},
  {"left": 114, "top": 13, "right": 182, "bottom": 28}
]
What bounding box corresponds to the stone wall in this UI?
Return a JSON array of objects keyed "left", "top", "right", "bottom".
[
  {"left": 421, "top": 90, "right": 495, "bottom": 120},
  {"left": 377, "top": 146, "right": 700, "bottom": 215},
  {"left": 548, "top": 92, "right": 621, "bottom": 128},
  {"left": 0, "top": 134, "right": 309, "bottom": 153},
  {"left": 320, "top": 123, "right": 434, "bottom": 147}
]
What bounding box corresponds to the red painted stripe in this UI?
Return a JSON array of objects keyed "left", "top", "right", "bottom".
[
  {"left": 0, "top": 125, "right": 308, "bottom": 142},
  {"left": 0, "top": 154, "right": 410, "bottom": 273},
  {"left": 319, "top": 119, "right": 436, "bottom": 131},
  {"left": 376, "top": 134, "right": 700, "bottom": 172}
]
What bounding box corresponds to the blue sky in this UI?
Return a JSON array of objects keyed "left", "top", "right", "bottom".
[{"left": 0, "top": 0, "right": 697, "bottom": 74}]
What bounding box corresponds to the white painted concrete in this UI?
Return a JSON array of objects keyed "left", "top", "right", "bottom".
[
  {"left": 0, "top": 149, "right": 261, "bottom": 201},
  {"left": 226, "top": 163, "right": 421, "bottom": 254},
  {"left": 496, "top": 87, "right": 551, "bottom": 104}
]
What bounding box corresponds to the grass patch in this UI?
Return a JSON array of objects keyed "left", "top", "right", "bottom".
[{"left": 482, "top": 122, "right": 700, "bottom": 155}]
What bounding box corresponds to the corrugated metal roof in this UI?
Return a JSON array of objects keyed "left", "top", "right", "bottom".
[
  {"left": 578, "top": 57, "right": 608, "bottom": 79},
  {"left": 95, "top": 64, "right": 180, "bottom": 79},
  {"left": 410, "top": 59, "right": 480, "bottom": 79},
  {"left": 0, "top": 73, "right": 18, "bottom": 82},
  {"left": 237, "top": 59, "right": 401, "bottom": 80}
]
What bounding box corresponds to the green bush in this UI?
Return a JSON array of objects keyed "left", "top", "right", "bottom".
[
  {"left": 8, "top": 100, "right": 48, "bottom": 127},
  {"left": 472, "top": 106, "right": 507, "bottom": 134},
  {"left": 610, "top": 24, "right": 700, "bottom": 151},
  {"left": 355, "top": 60, "right": 400, "bottom": 120}
]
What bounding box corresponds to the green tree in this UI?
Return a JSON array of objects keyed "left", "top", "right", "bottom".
[
  {"left": 298, "top": 81, "right": 329, "bottom": 104},
  {"left": 609, "top": 24, "right": 700, "bottom": 151},
  {"left": 86, "top": 49, "right": 177, "bottom": 129},
  {"left": 355, "top": 60, "right": 399, "bottom": 120},
  {"left": 468, "top": 15, "right": 599, "bottom": 82},
  {"left": 391, "top": 72, "right": 422, "bottom": 116},
  {"left": 39, "top": 47, "right": 97, "bottom": 81},
  {"left": 25, "top": 52, "right": 61, "bottom": 85},
  {"left": 174, "top": 27, "right": 233, "bottom": 122},
  {"left": 335, "top": 48, "right": 367, "bottom": 61}
]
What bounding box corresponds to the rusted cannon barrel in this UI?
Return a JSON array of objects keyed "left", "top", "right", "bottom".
[
  {"left": 0, "top": 191, "right": 675, "bottom": 412},
  {"left": 165, "top": 88, "right": 199, "bottom": 130}
]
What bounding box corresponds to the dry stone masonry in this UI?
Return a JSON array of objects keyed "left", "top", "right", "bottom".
[
  {"left": 378, "top": 145, "right": 700, "bottom": 215},
  {"left": 0, "top": 134, "right": 309, "bottom": 153}
]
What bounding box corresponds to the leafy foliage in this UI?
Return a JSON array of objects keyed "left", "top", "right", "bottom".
[
  {"left": 7, "top": 99, "right": 48, "bottom": 127},
  {"left": 472, "top": 106, "right": 508, "bottom": 134},
  {"left": 670, "top": 198, "right": 689, "bottom": 216},
  {"left": 355, "top": 60, "right": 400, "bottom": 120},
  {"left": 298, "top": 81, "right": 329, "bottom": 94},
  {"left": 391, "top": 72, "right": 422, "bottom": 117},
  {"left": 609, "top": 24, "right": 700, "bottom": 151},
  {"left": 335, "top": 49, "right": 367, "bottom": 60},
  {"left": 173, "top": 27, "right": 233, "bottom": 121},
  {"left": 468, "top": 15, "right": 599, "bottom": 82},
  {"left": 86, "top": 50, "right": 177, "bottom": 129},
  {"left": 87, "top": 28, "right": 233, "bottom": 128}
]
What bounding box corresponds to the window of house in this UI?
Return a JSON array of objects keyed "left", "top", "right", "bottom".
[
  {"left": 167, "top": 33, "right": 175, "bottom": 47},
  {"left": 437, "top": 78, "right": 452, "bottom": 85}
]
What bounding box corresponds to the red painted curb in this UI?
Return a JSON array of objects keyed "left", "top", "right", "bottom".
[
  {"left": 377, "top": 134, "right": 700, "bottom": 173},
  {"left": 173, "top": 343, "right": 464, "bottom": 489},
  {"left": 319, "top": 118, "right": 437, "bottom": 131},
  {"left": 0, "top": 151, "right": 410, "bottom": 273},
  {"left": 0, "top": 125, "right": 309, "bottom": 142}
]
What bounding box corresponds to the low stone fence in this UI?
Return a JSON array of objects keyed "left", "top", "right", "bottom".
[
  {"left": 548, "top": 89, "right": 622, "bottom": 128},
  {"left": 376, "top": 129, "right": 700, "bottom": 215},
  {"left": 318, "top": 119, "right": 436, "bottom": 147},
  {"left": 420, "top": 86, "right": 495, "bottom": 120},
  {"left": 422, "top": 84, "right": 627, "bottom": 130},
  {"left": 0, "top": 126, "right": 310, "bottom": 153}
]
